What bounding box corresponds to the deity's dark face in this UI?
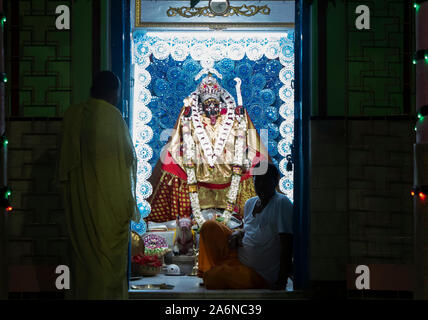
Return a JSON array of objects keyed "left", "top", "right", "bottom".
[
  {"left": 202, "top": 98, "right": 221, "bottom": 125},
  {"left": 202, "top": 98, "right": 220, "bottom": 117}
]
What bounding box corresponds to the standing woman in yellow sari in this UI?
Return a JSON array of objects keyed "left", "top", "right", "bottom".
[{"left": 59, "top": 71, "right": 140, "bottom": 299}]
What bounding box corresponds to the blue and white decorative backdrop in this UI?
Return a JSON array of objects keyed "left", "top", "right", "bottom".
[{"left": 130, "top": 31, "right": 295, "bottom": 235}]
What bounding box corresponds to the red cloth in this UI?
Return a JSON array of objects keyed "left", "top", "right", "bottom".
[
  {"left": 148, "top": 174, "right": 192, "bottom": 222},
  {"left": 148, "top": 150, "right": 266, "bottom": 222},
  {"left": 161, "top": 151, "right": 265, "bottom": 187}
]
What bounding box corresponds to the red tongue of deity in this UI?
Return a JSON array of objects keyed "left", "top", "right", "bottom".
[{"left": 210, "top": 115, "right": 217, "bottom": 125}]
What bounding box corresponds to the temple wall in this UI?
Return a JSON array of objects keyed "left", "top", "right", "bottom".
[
  {"left": 310, "top": 118, "right": 414, "bottom": 282},
  {"left": 309, "top": 0, "right": 415, "bottom": 294},
  {"left": 4, "top": 0, "right": 100, "bottom": 294},
  {"left": 6, "top": 119, "right": 66, "bottom": 266},
  {"left": 312, "top": 0, "right": 415, "bottom": 117}
]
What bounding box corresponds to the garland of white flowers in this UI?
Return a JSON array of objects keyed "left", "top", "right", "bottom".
[{"left": 182, "top": 78, "right": 247, "bottom": 227}]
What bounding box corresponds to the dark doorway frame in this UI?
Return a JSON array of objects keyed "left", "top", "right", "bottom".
[
  {"left": 111, "top": 0, "right": 131, "bottom": 126},
  {"left": 293, "top": 0, "right": 311, "bottom": 290}
]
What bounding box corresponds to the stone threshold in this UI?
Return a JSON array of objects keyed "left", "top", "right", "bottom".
[{"left": 129, "top": 290, "right": 305, "bottom": 300}]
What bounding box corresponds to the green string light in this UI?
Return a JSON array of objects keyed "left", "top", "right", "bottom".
[
  {"left": 412, "top": 49, "right": 428, "bottom": 65},
  {"left": 418, "top": 105, "right": 428, "bottom": 123},
  {"left": 414, "top": 0, "right": 428, "bottom": 11},
  {"left": 416, "top": 105, "right": 428, "bottom": 131}
]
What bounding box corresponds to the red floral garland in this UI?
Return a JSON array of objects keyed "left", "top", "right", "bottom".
[{"left": 131, "top": 254, "right": 163, "bottom": 268}]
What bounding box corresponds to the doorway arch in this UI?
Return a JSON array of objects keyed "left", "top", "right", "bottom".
[{"left": 111, "top": 0, "right": 310, "bottom": 292}]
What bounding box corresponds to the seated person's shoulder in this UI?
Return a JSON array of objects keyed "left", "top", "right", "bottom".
[
  {"left": 245, "top": 196, "right": 258, "bottom": 207},
  {"left": 249, "top": 196, "right": 259, "bottom": 202},
  {"left": 276, "top": 193, "right": 293, "bottom": 207},
  {"left": 243, "top": 196, "right": 258, "bottom": 215}
]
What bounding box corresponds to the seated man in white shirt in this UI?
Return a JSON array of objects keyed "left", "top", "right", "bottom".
[{"left": 198, "top": 162, "right": 293, "bottom": 290}]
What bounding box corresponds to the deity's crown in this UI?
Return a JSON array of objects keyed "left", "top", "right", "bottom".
[{"left": 198, "top": 74, "right": 222, "bottom": 103}]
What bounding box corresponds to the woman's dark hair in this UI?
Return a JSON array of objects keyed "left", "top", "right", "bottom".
[{"left": 90, "top": 71, "right": 120, "bottom": 99}]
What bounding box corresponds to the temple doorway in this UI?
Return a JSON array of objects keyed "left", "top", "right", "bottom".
[{"left": 127, "top": 0, "right": 298, "bottom": 297}]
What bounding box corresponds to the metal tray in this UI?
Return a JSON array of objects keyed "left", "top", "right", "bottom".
[{"left": 130, "top": 283, "right": 174, "bottom": 290}]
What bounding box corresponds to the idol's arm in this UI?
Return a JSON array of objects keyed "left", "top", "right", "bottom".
[{"left": 274, "top": 233, "right": 293, "bottom": 289}]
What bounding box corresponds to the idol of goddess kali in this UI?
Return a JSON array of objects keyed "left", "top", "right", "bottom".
[{"left": 147, "top": 73, "right": 268, "bottom": 227}]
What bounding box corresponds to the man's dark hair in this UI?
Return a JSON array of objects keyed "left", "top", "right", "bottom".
[
  {"left": 254, "top": 161, "right": 280, "bottom": 183},
  {"left": 266, "top": 162, "right": 280, "bottom": 183},
  {"left": 90, "top": 71, "right": 120, "bottom": 99}
]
